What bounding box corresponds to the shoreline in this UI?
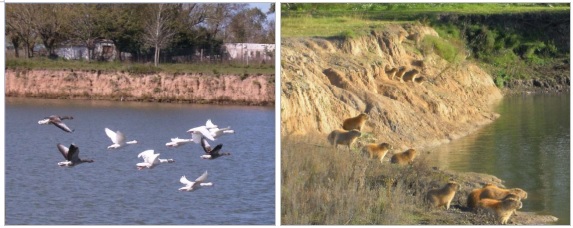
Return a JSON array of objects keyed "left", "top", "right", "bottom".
[
  {"left": 4, "top": 69, "right": 275, "bottom": 107},
  {"left": 4, "top": 95, "right": 275, "bottom": 107}
]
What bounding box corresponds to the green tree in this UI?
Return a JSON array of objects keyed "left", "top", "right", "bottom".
[
  {"left": 100, "top": 4, "right": 146, "bottom": 62},
  {"left": 33, "top": 4, "right": 71, "bottom": 56},
  {"left": 227, "top": 8, "right": 268, "bottom": 43},
  {"left": 68, "top": 4, "right": 106, "bottom": 61}
]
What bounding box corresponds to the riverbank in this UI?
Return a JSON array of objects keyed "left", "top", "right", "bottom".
[
  {"left": 280, "top": 22, "right": 561, "bottom": 224},
  {"left": 4, "top": 69, "right": 275, "bottom": 106},
  {"left": 281, "top": 136, "right": 559, "bottom": 225}
]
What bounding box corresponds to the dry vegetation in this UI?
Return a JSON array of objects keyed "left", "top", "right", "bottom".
[
  {"left": 281, "top": 134, "right": 560, "bottom": 225},
  {"left": 281, "top": 135, "right": 464, "bottom": 225}
]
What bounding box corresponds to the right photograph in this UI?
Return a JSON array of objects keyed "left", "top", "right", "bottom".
[{"left": 280, "top": 3, "right": 570, "bottom": 225}]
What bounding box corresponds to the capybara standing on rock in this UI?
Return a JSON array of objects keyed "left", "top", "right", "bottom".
[
  {"left": 362, "top": 142, "right": 392, "bottom": 163},
  {"left": 390, "top": 149, "right": 418, "bottom": 165},
  {"left": 327, "top": 129, "right": 362, "bottom": 151},
  {"left": 342, "top": 113, "right": 368, "bottom": 131},
  {"left": 426, "top": 181, "right": 460, "bottom": 210}
]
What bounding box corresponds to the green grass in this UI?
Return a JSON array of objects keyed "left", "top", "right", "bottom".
[
  {"left": 5, "top": 57, "right": 275, "bottom": 76},
  {"left": 282, "top": 3, "right": 569, "bottom": 39},
  {"left": 281, "top": 17, "right": 403, "bottom": 38},
  {"left": 420, "top": 35, "right": 465, "bottom": 64},
  {"left": 282, "top": 3, "right": 570, "bottom": 21}
]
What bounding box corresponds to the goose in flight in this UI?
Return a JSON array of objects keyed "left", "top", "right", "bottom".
[
  {"left": 105, "top": 128, "right": 138, "bottom": 149},
  {"left": 136, "top": 150, "right": 175, "bottom": 170},
  {"left": 165, "top": 137, "right": 192, "bottom": 148},
  {"left": 179, "top": 171, "right": 213, "bottom": 191},
  {"left": 187, "top": 125, "right": 216, "bottom": 143},
  {"left": 209, "top": 126, "right": 235, "bottom": 138},
  {"left": 200, "top": 136, "right": 230, "bottom": 160},
  {"left": 57, "top": 143, "right": 94, "bottom": 166},
  {"left": 38, "top": 115, "right": 75, "bottom": 133}
]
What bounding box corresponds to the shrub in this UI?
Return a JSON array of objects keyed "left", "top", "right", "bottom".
[
  {"left": 339, "top": 30, "right": 357, "bottom": 40},
  {"left": 494, "top": 70, "right": 510, "bottom": 88},
  {"left": 420, "top": 35, "right": 463, "bottom": 63}
]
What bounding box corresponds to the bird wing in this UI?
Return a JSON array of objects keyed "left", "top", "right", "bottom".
[
  {"left": 57, "top": 143, "right": 69, "bottom": 160},
  {"left": 148, "top": 153, "right": 161, "bottom": 165},
  {"left": 210, "top": 127, "right": 233, "bottom": 138},
  {"left": 189, "top": 126, "right": 215, "bottom": 142},
  {"left": 195, "top": 170, "right": 208, "bottom": 183},
  {"left": 180, "top": 175, "right": 193, "bottom": 185},
  {"left": 210, "top": 144, "right": 223, "bottom": 155},
  {"left": 172, "top": 138, "right": 190, "bottom": 143},
  {"left": 137, "top": 150, "right": 155, "bottom": 159},
  {"left": 52, "top": 119, "right": 73, "bottom": 133},
  {"left": 68, "top": 144, "right": 80, "bottom": 162},
  {"left": 200, "top": 137, "right": 212, "bottom": 153},
  {"left": 205, "top": 119, "right": 218, "bottom": 129},
  {"left": 105, "top": 128, "right": 118, "bottom": 143},
  {"left": 209, "top": 128, "right": 222, "bottom": 138}
]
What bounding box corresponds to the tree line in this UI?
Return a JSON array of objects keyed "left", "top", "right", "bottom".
[{"left": 6, "top": 3, "right": 275, "bottom": 66}]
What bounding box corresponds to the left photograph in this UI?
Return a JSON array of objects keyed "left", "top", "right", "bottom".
[{"left": 5, "top": 3, "right": 275, "bottom": 225}]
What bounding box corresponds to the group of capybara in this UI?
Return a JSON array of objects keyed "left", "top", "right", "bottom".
[
  {"left": 327, "top": 113, "right": 528, "bottom": 225},
  {"left": 384, "top": 65, "right": 425, "bottom": 84}
]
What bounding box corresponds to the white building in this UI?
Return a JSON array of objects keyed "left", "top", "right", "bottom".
[
  {"left": 222, "top": 43, "right": 275, "bottom": 64},
  {"left": 55, "top": 39, "right": 117, "bottom": 61}
]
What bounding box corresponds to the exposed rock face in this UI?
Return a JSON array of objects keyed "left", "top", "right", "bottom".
[
  {"left": 281, "top": 24, "right": 503, "bottom": 150},
  {"left": 5, "top": 70, "right": 275, "bottom": 106}
]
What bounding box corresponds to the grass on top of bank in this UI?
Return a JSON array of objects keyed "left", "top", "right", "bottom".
[
  {"left": 281, "top": 3, "right": 569, "bottom": 39},
  {"left": 281, "top": 17, "right": 403, "bottom": 38},
  {"left": 5, "top": 57, "right": 275, "bottom": 76}
]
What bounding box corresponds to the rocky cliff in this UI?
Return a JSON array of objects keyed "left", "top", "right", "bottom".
[
  {"left": 5, "top": 70, "right": 275, "bottom": 106},
  {"left": 281, "top": 24, "right": 503, "bottom": 150}
]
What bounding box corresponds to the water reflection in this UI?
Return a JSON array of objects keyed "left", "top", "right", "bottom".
[{"left": 427, "top": 94, "right": 570, "bottom": 224}]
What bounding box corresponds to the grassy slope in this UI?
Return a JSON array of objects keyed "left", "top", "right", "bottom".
[{"left": 282, "top": 3, "right": 570, "bottom": 88}]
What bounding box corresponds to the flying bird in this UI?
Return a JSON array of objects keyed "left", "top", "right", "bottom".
[
  {"left": 136, "top": 150, "right": 175, "bottom": 170},
  {"left": 187, "top": 125, "right": 216, "bottom": 143},
  {"left": 165, "top": 137, "right": 192, "bottom": 148},
  {"left": 200, "top": 136, "right": 230, "bottom": 160},
  {"left": 105, "top": 128, "right": 138, "bottom": 149},
  {"left": 179, "top": 171, "right": 213, "bottom": 191},
  {"left": 56, "top": 143, "right": 94, "bottom": 166},
  {"left": 38, "top": 115, "right": 75, "bottom": 133}
]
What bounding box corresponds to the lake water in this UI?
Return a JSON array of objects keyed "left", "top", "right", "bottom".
[
  {"left": 5, "top": 98, "right": 275, "bottom": 225},
  {"left": 426, "top": 94, "right": 570, "bottom": 225}
]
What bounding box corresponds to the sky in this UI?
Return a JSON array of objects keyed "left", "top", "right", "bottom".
[{"left": 248, "top": 2, "right": 275, "bottom": 18}]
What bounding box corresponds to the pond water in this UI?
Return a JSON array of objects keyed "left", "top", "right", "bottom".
[
  {"left": 426, "top": 93, "right": 570, "bottom": 225},
  {"left": 5, "top": 98, "right": 275, "bottom": 225}
]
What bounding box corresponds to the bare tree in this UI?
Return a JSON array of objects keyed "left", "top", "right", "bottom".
[
  {"left": 142, "top": 4, "right": 177, "bottom": 67},
  {"left": 6, "top": 4, "right": 38, "bottom": 58}
]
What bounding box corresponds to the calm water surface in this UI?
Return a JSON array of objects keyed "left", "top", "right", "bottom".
[
  {"left": 5, "top": 98, "right": 275, "bottom": 225},
  {"left": 427, "top": 94, "right": 570, "bottom": 225}
]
